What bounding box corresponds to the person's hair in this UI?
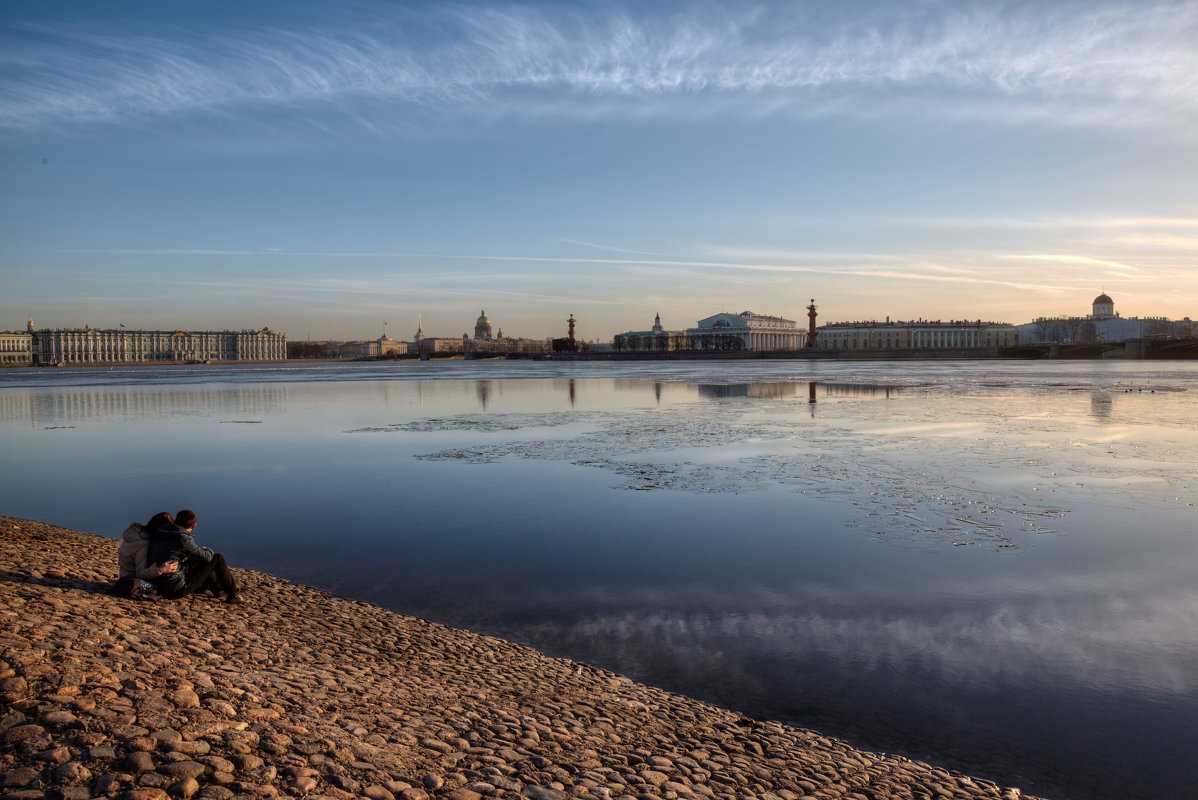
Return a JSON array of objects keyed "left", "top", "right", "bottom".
[
  {"left": 145, "top": 511, "right": 173, "bottom": 531},
  {"left": 175, "top": 509, "right": 197, "bottom": 529}
]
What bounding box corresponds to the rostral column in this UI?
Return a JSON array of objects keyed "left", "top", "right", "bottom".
[{"left": 806, "top": 299, "right": 819, "bottom": 347}]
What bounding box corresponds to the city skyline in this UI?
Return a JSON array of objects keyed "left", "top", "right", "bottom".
[{"left": 2, "top": 0, "right": 1196, "bottom": 340}]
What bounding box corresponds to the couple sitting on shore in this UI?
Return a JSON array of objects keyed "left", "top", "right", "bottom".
[{"left": 114, "top": 509, "right": 243, "bottom": 604}]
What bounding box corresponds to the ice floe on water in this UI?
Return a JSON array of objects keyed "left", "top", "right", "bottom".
[
  {"left": 366, "top": 405, "right": 1073, "bottom": 551},
  {"left": 348, "top": 411, "right": 606, "bottom": 434},
  {"left": 340, "top": 370, "right": 1197, "bottom": 552}
]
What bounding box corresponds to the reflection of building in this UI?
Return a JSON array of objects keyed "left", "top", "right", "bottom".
[
  {"left": 0, "top": 330, "right": 32, "bottom": 366},
  {"left": 697, "top": 382, "right": 800, "bottom": 399},
  {"left": 1017, "top": 294, "right": 1195, "bottom": 344},
  {"left": 0, "top": 384, "right": 290, "bottom": 426},
  {"left": 31, "top": 323, "right": 286, "bottom": 365},
  {"left": 818, "top": 319, "right": 1016, "bottom": 350}
]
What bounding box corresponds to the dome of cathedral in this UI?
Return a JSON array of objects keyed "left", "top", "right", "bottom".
[
  {"left": 1093, "top": 293, "right": 1113, "bottom": 305},
  {"left": 474, "top": 310, "right": 493, "bottom": 341}
]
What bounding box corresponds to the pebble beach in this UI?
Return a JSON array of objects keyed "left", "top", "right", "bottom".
[{"left": 1, "top": 517, "right": 1043, "bottom": 800}]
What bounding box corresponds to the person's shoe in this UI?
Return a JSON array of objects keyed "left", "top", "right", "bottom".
[{"left": 225, "top": 593, "right": 245, "bottom": 605}]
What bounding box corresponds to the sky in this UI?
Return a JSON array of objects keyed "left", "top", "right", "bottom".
[{"left": 1, "top": 0, "right": 1196, "bottom": 341}]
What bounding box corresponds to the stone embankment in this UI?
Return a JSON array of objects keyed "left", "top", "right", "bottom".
[{"left": 0, "top": 517, "right": 1041, "bottom": 800}]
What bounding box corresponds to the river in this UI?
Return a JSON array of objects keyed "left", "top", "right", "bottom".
[{"left": 2, "top": 359, "right": 1196, "bottom": 800}]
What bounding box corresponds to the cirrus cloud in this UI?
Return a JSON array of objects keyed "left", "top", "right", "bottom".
[{"left": 1, "top": 1, "right": 1195, "bottom": 133}]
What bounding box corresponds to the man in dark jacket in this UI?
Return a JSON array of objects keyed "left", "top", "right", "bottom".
[{"left": 147, "top": 509, "right": 242, "bottom": 604}]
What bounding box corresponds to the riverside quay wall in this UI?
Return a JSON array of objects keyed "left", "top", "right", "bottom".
[{"left": 0, "top": 516, "right": 1043, "bottom": 800}]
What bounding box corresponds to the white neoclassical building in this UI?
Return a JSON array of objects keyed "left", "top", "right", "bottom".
[
  {"left": 0, "top": 331, "right": 32, "bottom": 366},
  {"left": 687, "top": 311, "right": 804, "bottom": 351}
]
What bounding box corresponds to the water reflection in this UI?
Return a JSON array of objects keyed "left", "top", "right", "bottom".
[
  {"left": 1091, "top": 390, "right": 1113, "bottom": 421},
  {"left": 819, "top": 382, "right": 904, "bottom": 398},
  {"left": 695, "top": 381, "right": 905, "bottom": 401},
  {"left": 0, "top": 386, "right": 290, "bottom": 427},
  {"left": 698, "top": 382, "right": 801, "bottom": 399}
]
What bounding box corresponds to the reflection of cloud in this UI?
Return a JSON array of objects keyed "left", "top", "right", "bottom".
[
  {"left": 514, "top": 583, "right": 1198, "bottom": 698},
  {"left": 3, "top": 3, "right": 1195, "bottom": 132}
]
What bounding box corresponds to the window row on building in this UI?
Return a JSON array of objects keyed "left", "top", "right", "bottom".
[
  {"left": 19, "top": 327, "right": 287, "bottom": 365},
  {"left": 817, "top": 320, "right": 1017, "bottom": 350},
  {"left": 0, "top": 333, "right": 32, "bottom": 365}
]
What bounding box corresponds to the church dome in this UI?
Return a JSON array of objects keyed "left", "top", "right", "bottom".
[
  {"left": 474, "top": 309, "right": 493, "bottom": 341},
  {"left": 1093, "top": 293, "right": 1113, "bottom": 305}
]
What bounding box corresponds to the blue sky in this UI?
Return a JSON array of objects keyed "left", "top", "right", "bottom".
[{"left": 2, "top": 0, "right": 1195, "bottom": 341}]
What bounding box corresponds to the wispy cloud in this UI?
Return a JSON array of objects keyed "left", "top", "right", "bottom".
[
  {"left": 435, "top": 253, "right": 1078, "bottom": 293},
  {"left": 1006, "top": 254, "right": 1144, "bottom": 272},
  {"left": 2, "top": 1, "right": 1195, "bottom": 132},
  {"left": 59, "top": 245, "right": 1100, "bottom": 294},
  {"left": 557, "top": 238, "right": 662, "bottom": 257},
  {"left": 1116, "top": 234, "right": 1198, "bottom": 249}
]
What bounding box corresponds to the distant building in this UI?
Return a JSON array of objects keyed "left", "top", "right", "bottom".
[
  {"left": 613, "top": 313, "right": 689, "bottom": 352},
  {"left": 339, "top": 340, "right": 380, "bottom": 358},
  {"left": 287, "top": 340, "right": 343, "bottom": 359},
  {"left": 1017, "top": 294, "right": 1195, "bottom": 344},
  {"left": 418, "top": 337, "right": 468, "bottom": 354},
  {"left": 416, "top": 310, "right": 549, "bottom": 355},
  {"left": 818, "top": 319, "right": 1017, "bottom": 350},
  {"left": 377, "top": 336, "right": 408, "bottom": 355},
  {"left": 614, "top": 309, "right": 808, "bottom": 351},
  {"left": 474, "top": 310, "right": 493, "bottom": 341},
  {"left": 0, "top": 330, "right": 32, "bottom": 366},
  {"left": 31, "top": 323, "right": 286, "bottom": 365},
  {"left": 688, "top": 311, "right": 803, "bottom": 351}
]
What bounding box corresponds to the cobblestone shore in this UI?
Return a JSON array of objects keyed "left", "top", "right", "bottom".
[{"left": 0, "top": 517, "right": 1043, "bottom": 800}]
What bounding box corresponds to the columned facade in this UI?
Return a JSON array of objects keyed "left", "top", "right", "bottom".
[
  {"left": 688, "top": 312, "right": 802, "bottom": 351},
  {"left": 30, "top": 328, "right": 287, "bottom": 365},
  {"left": 0, "top": 332, "right": 32, "bottom": 365},
  {"left": 818, "top": 320, "right": 1016, "bottom": 350}
]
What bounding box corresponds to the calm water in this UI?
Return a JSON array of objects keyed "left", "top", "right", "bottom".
[{"left": 2, "top": 360, "right": 1197, "bottom": 800}]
